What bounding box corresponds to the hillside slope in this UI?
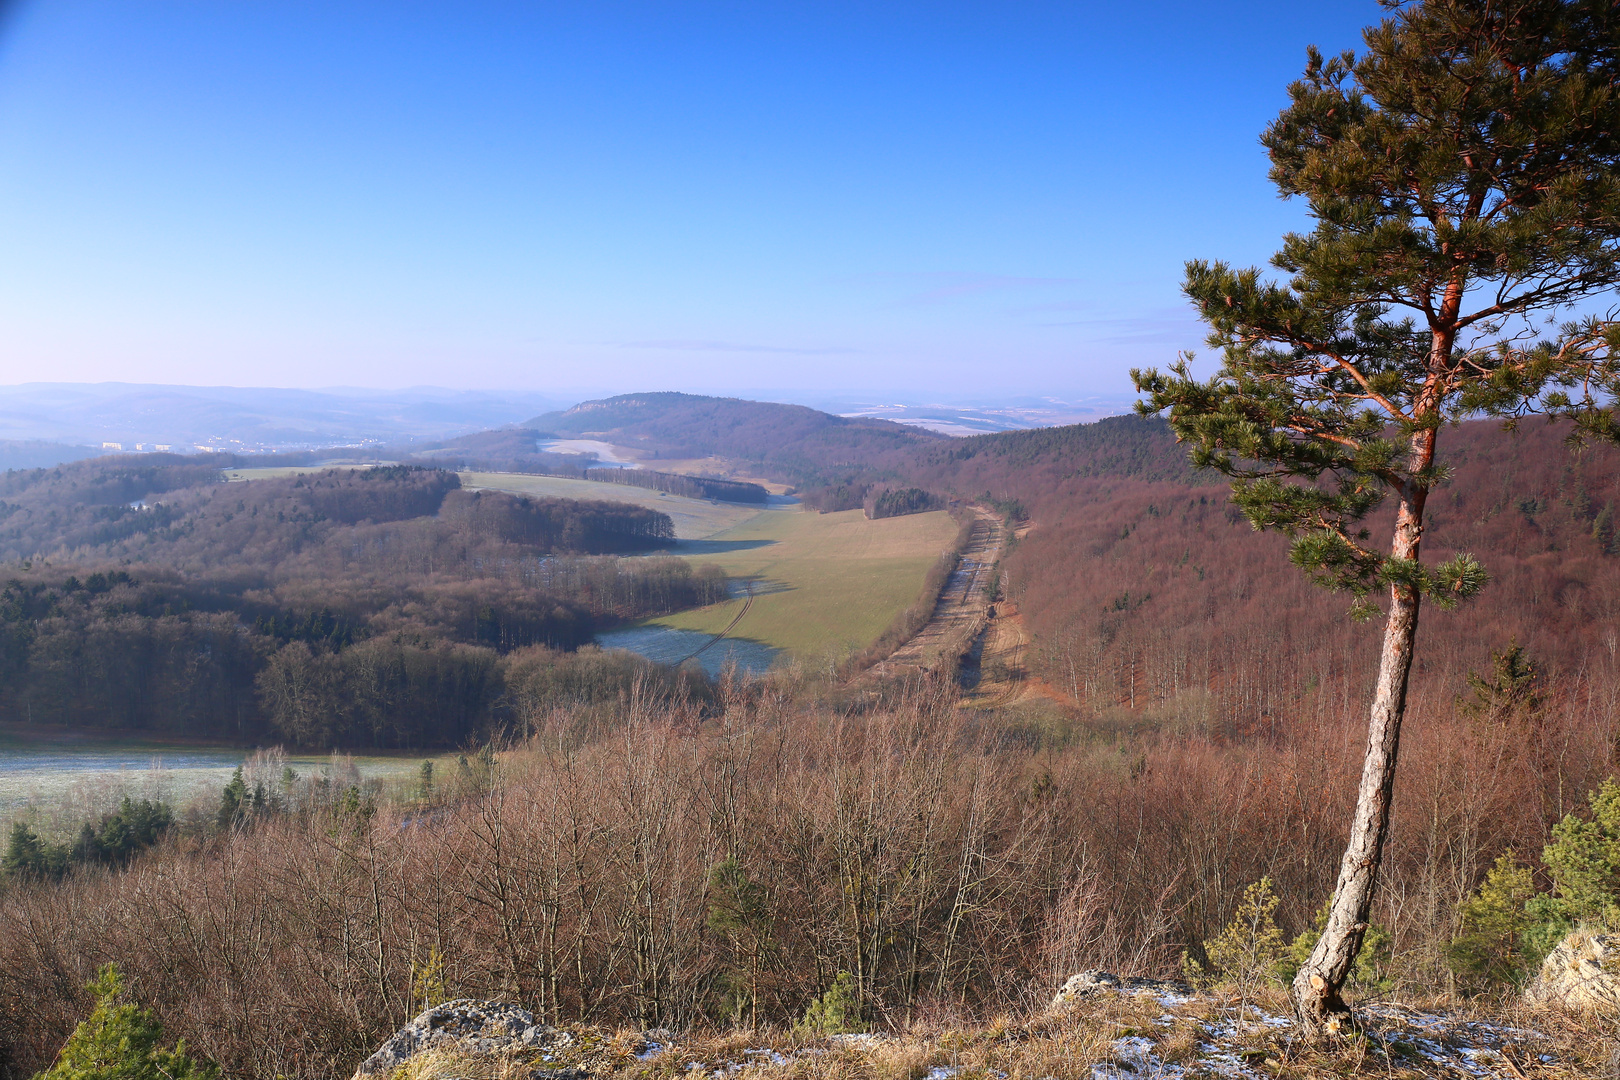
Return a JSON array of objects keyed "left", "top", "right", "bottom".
[{"left": 529, "top": 392, "right": 940, "bottom": 503}]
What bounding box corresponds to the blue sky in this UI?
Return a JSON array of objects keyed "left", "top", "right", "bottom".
[{"left": 0, "top": 1, "right": 1375, "bottom": 401}]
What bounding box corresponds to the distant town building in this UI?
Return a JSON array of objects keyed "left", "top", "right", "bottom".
[
  {"left": 155, "top": 444, "right": 172, "bottom": 452},
  {"left": 101, "top": 442, "right": 123, "bottom": 451}
]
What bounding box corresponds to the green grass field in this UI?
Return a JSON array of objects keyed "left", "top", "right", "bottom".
[
  {"left": 221, "top": 466, "right": 953, "bottom": 664},
  {"left": 646, "top": 507, "right": 959, "bottom": 660},
  {"left": 461, "top": 471, "right": 766, "bottom": 539}
]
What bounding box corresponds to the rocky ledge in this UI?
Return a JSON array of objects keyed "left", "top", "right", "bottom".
[
  {"left": 355, "top": 967, "right": 1608, "bottom": 1080},
  {"left": 351, "top": 1000, "right": 595, "bottom": 1080}
]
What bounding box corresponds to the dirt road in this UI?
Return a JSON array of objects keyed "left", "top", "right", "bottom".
[{"left": 872, "top": 505, "right": 1006, "bottom": 676}]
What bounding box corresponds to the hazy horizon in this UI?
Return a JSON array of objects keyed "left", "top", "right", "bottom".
[{"left": 0, "top": 380, "right": 1136, "bottom": 452}]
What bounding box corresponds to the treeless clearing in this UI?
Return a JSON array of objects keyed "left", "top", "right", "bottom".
[
  {"left": 459, "top": 470, "right": 765, "bottom": 539},
  {"left": 875, "top": 506, "right": 1005, "bottom": 677},
  {"left": 640, "top": 507, "right": 960, "bottom": 661}
]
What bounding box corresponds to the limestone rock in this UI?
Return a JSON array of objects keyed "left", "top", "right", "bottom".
[
  {"left": 350, "top": 999, "right": 579, "bottom": 1079},
  {"left": 1526, "top": 930, "right": 1620, "bottom": 1011},
  {"left": 1049, "top": 969, "right": 1193, "bottom": 1010}
]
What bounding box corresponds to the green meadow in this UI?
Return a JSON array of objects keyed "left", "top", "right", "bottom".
[
  {"left": 460, "top": 470, "right": 765, "bottom": 540},
  {"left": 646, "top": 507, "right": 959, "bottom": 661}
]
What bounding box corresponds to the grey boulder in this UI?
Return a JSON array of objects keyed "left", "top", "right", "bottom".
[
  {"left": 351, "top": 999, "right": 578, "bottom": 1079},
  {"left": 1049, "top": 970, "right": 1193, "bottom": 1010}
]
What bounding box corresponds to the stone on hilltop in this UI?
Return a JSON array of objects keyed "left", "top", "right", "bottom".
[
  {"left": 350, "top": 999, "right": 580, "bottom": 1079},
  {"left": 1049, "top": 970, "right": 1192, "bottom": 1010}
]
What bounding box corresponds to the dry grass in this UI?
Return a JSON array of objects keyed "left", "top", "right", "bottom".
[{"left": 552, "top": 990, "right": 1619, "bottom": 1080}]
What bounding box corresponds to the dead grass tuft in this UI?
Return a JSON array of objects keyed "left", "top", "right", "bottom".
[{"left": 391, "top": 991, "right": 1620, "bottom": 1080}]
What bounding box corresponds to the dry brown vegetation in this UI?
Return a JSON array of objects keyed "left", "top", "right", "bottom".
[
  {"left": 2, "top": 647, "right": 1616, "bottom": 1078},
  {"left": 4, "top": 409, "right": 1620, "bottom": 1077}
]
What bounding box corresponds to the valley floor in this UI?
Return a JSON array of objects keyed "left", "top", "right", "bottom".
[{"left": 636, "top": 506, "right": 961, "bottom": 663}]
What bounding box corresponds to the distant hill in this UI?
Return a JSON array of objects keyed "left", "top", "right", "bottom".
[
  {"left": 0, "top": 440, "right": 105, "bottom": 471},
  {"left": 0, "top": 383, "right": 573, "bottom": 451},
  {"left": 529, "top": 391, "right": 937, "bottom": 464},
  {"left": 515, "top": 393, "right": 1204, "bottom": 514}
]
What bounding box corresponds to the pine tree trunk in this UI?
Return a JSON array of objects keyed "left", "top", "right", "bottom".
[{"left": 1291, "top": 470, "right": 1429, "bottom": 1029}]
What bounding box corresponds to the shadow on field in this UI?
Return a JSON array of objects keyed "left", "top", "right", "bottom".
[
  {"left": 674, "top": 538, "right": 777, "bottom": 554},
  {"left": 732, "top": 577, "right": 792, "bottom": 596}
]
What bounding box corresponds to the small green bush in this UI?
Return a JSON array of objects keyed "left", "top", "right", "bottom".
[
  {"left": 1186, "top": 877, "right": 1284, "bottom": 996},
  {"left": 797, "top": 971, "right": 862, "bottom": 1035},
  {"left": 1447, "top": 851, "right": 1537, "bottom": 990},
  {"left": 34, "top": 964, "right": 215, "bottom": 1080}
]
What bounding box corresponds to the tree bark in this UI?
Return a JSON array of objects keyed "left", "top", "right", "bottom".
[{"left": 1292, "top": 434, "right": 1433, "bottom": 1029}]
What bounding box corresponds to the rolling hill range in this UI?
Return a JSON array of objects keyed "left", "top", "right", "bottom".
[
  {"left": 528, "top": 391, "right": 940, "bottom": 458},
  {"left": 459, "top": 391, "right": 1620, "bottom": 735},
  {"left": 524, "top": 392, "right": 940, "bottom": 506}
]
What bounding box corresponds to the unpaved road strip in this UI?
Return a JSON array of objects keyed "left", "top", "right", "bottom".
[{"left": 872, "top": 505, "right": 1006, "bottom": 676}]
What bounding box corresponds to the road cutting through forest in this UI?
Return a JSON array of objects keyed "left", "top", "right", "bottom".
[{"left": 872, "top": 505, "right": 1006, "bottom": 678}]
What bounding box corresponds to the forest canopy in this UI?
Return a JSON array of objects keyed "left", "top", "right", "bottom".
[{"left": 0, "top": 459, "right": 723, "bottom": 746}]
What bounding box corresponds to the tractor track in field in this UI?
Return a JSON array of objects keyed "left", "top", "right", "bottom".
[{"left": 672, "top": 582, "right": 755, "bottom": 666}]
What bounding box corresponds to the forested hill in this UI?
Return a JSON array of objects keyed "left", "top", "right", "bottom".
[
  {"left": 522, "top": 393, "right": 1199, "bottom": 512},
  {"left": 530, "top": 391, "right": 938, "bottom": 471},
  {"left": 898, "top": 414, "right": 1204, "bottom": 517},
  {"left": 0, "top": 460, "right": 721, "bottom": 745}
]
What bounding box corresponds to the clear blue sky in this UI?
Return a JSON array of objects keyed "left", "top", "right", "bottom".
[{"left": 0, "top": 1, "right": 1375, "bottom": 400}]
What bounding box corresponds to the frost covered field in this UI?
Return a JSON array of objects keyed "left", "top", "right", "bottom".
[{"left": 0, "top": 726, "right": 425, "bottom": 839}]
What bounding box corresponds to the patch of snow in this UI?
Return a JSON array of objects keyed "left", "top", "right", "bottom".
[
  {"left": 1090, "top": 1036, "right": 1173, "bottom": 1079},
  {"left": 825, "top": 1032, "right": 881, "bottom": 1045}
]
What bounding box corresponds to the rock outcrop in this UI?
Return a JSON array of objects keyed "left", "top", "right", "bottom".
[
  {"left": 351, "top": 999, "right": 580, "bottom": 1079},
  {"left": 1048, "top": 969, "right": 1193, "bottom": 1010},
  {"left": 1526, "top": 930, "right": 1620, "bottom": 1011}
]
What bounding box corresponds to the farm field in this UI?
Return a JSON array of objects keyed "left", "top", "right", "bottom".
[
  {"left": 461, "top": 470, "right": 768, "bottom": 539},
  {"left": 0, "top": 725, "right": 432, "bottom": 840},
  {"left": 638, "top": 506, "right": 959, "bottom": 662}
]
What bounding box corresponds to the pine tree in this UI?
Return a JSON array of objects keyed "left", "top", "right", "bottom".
[
  {"left": 2, "top": 820, "right": 67, "bottom": 880},
  {"left": 707, "top": 857, "right": 773, "bottom": 1028},
  {"left": 1448, "top": 851, "right": 1537, "bottom": 990},
  {"left": 1540, "top": 777, "right": 1620, "bottom": 928},
  {"left": 36, "top": 964, "right": 216, "bottom": 1080},
  {"left": 1135, "top": 0, "right": 1620, "bottom": 1027},
  {"left": 1192, "top": 877, "right": 1286, "bottom": 1006},
  {"left": 1461, "top": 641, "right": 1543, "bottom": 724},
  {"left": 1595, "top": 501, "right": 1616, "bottom": 554},
  {"left": 216, "top": 767, "right": 247, "bottom": 831}
]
